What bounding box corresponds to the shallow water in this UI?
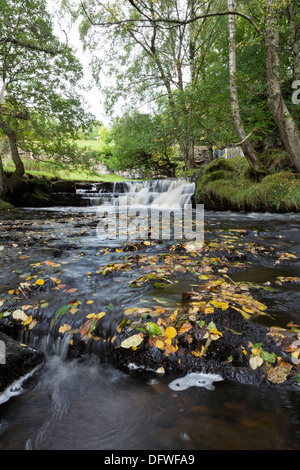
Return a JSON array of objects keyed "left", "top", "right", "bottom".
[{"left": 0, "top": 206, "right": 300, "bottom": 450}]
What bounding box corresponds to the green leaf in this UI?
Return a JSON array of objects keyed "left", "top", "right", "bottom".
[
  {"left": 55, "top": 304, "right": 71, "bottom": 319},
  {"left": 107, "top": 303, "right": 114, "bottom": 310},
  {"left": 153, "top": 282, "right": 166, "bottom": 289},
  {"left": 259, "top": 349, "right": 277, "bottom": 364},
  {"left": 144, "top": 322, "right": 162, "bottom": 337}
]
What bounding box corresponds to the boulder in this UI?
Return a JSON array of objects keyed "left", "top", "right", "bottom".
[{"left": 0, "top": 332, "right": 45, "bottom": 397}]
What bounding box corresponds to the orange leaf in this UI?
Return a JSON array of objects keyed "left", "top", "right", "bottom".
[{"left": 178, "top": 322, "right": 192, "bottom": 334}]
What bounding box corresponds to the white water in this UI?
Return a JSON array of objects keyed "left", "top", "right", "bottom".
[{"left": 79, "top": 178, "right": 195, "bottom": 209}]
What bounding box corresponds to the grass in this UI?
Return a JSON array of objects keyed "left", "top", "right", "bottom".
[
  {"left": 75, "top": 139, "right": 103, "bottom": 151},
  {"left": 3, "top": 156, "right": 129, "bottom": 183},
  {"left": 195, "top": 156, "right": 300, "bottom": 213}
]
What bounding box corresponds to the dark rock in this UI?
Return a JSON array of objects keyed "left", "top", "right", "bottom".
[
  {"left": 51, "top": 181, "right": 76, "bottom": 193},
  {"left": 0, "top": 332, "right": 45, "bottom": 396}
]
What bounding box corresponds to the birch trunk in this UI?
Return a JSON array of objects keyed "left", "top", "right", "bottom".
[{"left": 228, "top": 0, "right": 260, "bottom": 172}]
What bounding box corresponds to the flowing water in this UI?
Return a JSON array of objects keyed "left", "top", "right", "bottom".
[{"left": 0, "top": 179, "right": 300, "bottom": 451}]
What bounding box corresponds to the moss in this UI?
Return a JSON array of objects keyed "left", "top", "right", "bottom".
[
  {"left": 0, "top": 199, "right": 14, "bottom": 212},
  {"left": 196, "top": 156, "right": 300, "bottom": 213}
]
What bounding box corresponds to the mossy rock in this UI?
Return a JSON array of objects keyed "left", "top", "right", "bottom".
[
  {"left": 0, "top": 199, "right": 14, "bottom": 212},
  {"left": 203, "top": 158, "right": 234, "bottom": 175},
  {"left": 27, "top": 178, "right": 52, "bottom": 195}
]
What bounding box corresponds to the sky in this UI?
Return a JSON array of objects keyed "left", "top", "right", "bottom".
[{"left": 49, "top": 3, "right": 111, "bottom": 126}]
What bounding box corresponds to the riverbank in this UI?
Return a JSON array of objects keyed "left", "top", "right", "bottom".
[
  {"left": 1, "top": 155, "right": 300, "bottom": 213},
  {"left": 0, "top": 169, "right": 129, "bottom": 210},
  {"left": 194, "top": 157, "right": 300, "bottom": 213}
]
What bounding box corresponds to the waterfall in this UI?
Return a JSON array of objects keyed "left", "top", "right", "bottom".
[
  {"left": 78, "top": 178, "right": 195, "bottom": 209},
  {"left": 213, "top": 147, "right": 244, "bottom": 160}
]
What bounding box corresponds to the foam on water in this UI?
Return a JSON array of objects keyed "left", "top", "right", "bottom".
[{"left": 168, "top": 372, "right": 223, "bottom": 391}]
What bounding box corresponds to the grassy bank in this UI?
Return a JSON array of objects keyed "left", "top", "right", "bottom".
[
  {"left": 3, "top": 157, "right": 129, "bottom": 183},
  {"left": 195, "top": 157, "right": 300, "bottom": 213}
]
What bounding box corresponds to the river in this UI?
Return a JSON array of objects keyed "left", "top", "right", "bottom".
[{"left": 0, "top": 180, "right": 300, "bottom": 450}]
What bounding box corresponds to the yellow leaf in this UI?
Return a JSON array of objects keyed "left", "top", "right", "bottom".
[
  {"left": 86, "top": 300, "right": 94, "bottom": 304},
  {"left": 204, "top": 307, "right": 214, "bottom": 314},
  {"left": 23, "top": 315, "right": 33, "bottom": 326},
  {"left": 231, "top": 306, "right": 252, "bottom": 320},
  {"left": 35, "top": 279, "right": 45, "bottom": 286},
  {"left": 211, "top": 300, "right": 229, "bottom": 311},
  {"left": 58, "top": 324, "right": 71, "bottom": 334},
  {"left": 22, "top": 305, "right": 33, "bottom": 311},
  {"left": 155, "top": 339, "right": 165, "bottom": 350},
  {"left": 166, "top": 326, "right": 177, "bottom": 339},
  {"left": 209, "top": 328, "right": 223, "bottom": 337},
  {"left": 70, "top": 308, "right": 79, "bottom": 315},
  {"left": 28, "top": 319, "right": 37, "bottom": 330},
  {"left": 155, "top": 306, "right": 165, "bottom": 314},
  {"left": 120, "top": 333, "right": 144, "bottom": 349},
  {"left": 242, "top": 306, "right": 256, "bottom": 314},
  {"left": 96, "top": 311, "right": 106, "bottom": 319},
  {"left": 191, "top": 350, "right": 203, "bottom": 357},
  {"left": 169, "top": 309, "right": 178, "bottom": 322}
]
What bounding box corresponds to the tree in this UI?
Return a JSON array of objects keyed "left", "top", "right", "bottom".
[
  {"left": 265, "top": 0, "right": 300, "bottom": 173},
  {"left": 73, "top": 0, "right": 224, "bottom": 170},
  {"left": 0, "top": 0, "right": 94, "bottom": 198},
  {"left": 227, "top": 0, "right": 259, "bottom": 172},
  {"left": 104, "top": 110, "right": 177, "bottom": 176},
  {"left": 71, "top": 0, "right": 300, "bottom": 173}
]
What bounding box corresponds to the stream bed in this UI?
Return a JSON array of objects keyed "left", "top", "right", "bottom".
[{"left": 0, "top": 205, "right": 300, "bottom": 450}]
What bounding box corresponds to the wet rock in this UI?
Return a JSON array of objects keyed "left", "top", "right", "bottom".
[
  {"left": 51, "top": 181, "right": 76, "bottom": 193},
  {"left": 0, "top": 332, "right": 45, "bottom": 395}
]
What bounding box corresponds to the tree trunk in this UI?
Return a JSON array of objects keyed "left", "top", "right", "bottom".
[
  {"left": 228, "top": 0, "right": 260, "bottom": 173},
  {"left": 0, "top": 117, "right": 25, "bottom": 190},
  {"left": 265, "top": 0, "right": 300, "bottom": 173},
  {"left": 287, "top": 1, "right": 300, "bottom": 81},
  {"left": 0, "top": 153, "right": 5, "bottom": 199}
]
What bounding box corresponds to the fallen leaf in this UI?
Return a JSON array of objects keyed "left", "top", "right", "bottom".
[
  {"left": 267, "top": 366, "right": 291, "bottom": 384},
  {"left": 249, "top": 355, "right": 264, "bottom": 370},
  {"left": 166, "top": 326, "right": 177, "bottom": 339},
  {"left": 120, "top": 333, "right": 144, "bottom": 349},
  {"left": 58, "top": 324, "right": 72, "bottom": 334},
  {"left": 12, "top": 309, "right": 29, "bottom": 322}
]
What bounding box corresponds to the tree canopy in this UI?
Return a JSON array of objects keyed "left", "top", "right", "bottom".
[
  {"left": 69, "top": 0, "right": 300, "bottom": 173},
  {"left": 0, "top": 0, "right": 95, "bottom": 197}
]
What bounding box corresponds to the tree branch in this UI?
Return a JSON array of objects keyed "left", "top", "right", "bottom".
[
  {"left": 0, "top": 37, "right": 63, "bottom": 55},
  {"left": 80, "top": 4, "right": 262, "bottom": 37}
]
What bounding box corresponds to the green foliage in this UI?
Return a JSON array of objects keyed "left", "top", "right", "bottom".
[
  {"left": 103, "top": 111, "right": 177, "bottom": 176},
  {"left": 0, "top": 0, "right": 96, "bottom": 171},
  {"left": 196, "top": 156, "right": 300, "bottom": 212}
]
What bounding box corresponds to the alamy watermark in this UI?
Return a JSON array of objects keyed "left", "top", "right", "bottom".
[
  {"left": 0, "top": 340, "right": 5, "bottom": 365},
  {"left": 292, "top": 80, "right": 300, "bottom": 105},
  {"left": 96, "top": 201, "right": 204, "bottom": 243}
]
